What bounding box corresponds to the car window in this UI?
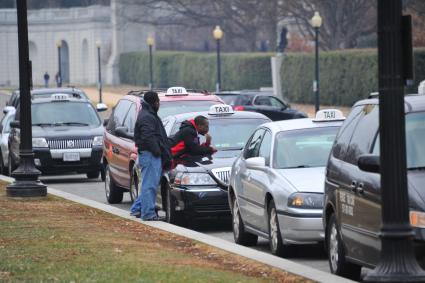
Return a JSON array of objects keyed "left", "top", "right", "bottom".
[
  {"left": 269, "top": 96, "right": 286, "bottom": 108},
  {"left": 123, "top": 103, "right": 136, "bottom": 133},
  {"left": 373, "top": 111, "right": 425, "bottom": 170},
  {"left": 345, "top": 104, "right": 379, "bottom": 164},
  {"left": 274, "top": 127, "right": 339, "bottom": 169},
  {"left": 244, "top": 128, "right": 265, "bottom": 159},
  {"left": 239, "top": 95, "right": 253, "bottom": 106},
  {"left": 254, "top": 96, "right": 272, "bottom": 106},
  {"left": 158, "top": 101, "right": 219, "bottom": 119},
  {"left": 331, "top": 105, "right": 363, "bottom": 161},
  {"left": 258, "top": 130, "right": 272, "bottom": 165},
  {"left": 218, "top": 95, "right": 239, "bottom": 105},
  {"left": 107, "top": 99, "right": 132, "bottom": 132},
  {"left": 31, "top": 102, "right": 100, "bottom": 126}
]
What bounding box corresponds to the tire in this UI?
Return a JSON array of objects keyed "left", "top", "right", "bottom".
[
  {"left": 327, "top": 213, "right": 361, "bottom": 280},
  {"left": 165, "top": 182, "right": 185, "bottom": 225},
  {"left": 232, "top": 197, "right": 258, "bottom": 246},
  {"left": 129, "top": 167, "right": 139, "bottom": 203},
  {"left": 86, "top": 171, "right": 100, "bottom": 179},
  {"left": 0, "top": 152, "right": 7, "bottom": 176},
  {"left": 268, "top": 199, "right": 294, "bottom": 257},
  {"left": 104, "top": 164, "right": 123, "bottom": 204},
  {"left": 8, "top": 154, "right": 16, "bottom": 176}
]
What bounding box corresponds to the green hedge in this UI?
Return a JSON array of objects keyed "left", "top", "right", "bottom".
[{"left": 119, "top": 49, "right": 425, "bottom": 106}]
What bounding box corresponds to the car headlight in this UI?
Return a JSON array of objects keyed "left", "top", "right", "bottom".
[
  {"left": 32, "top": 137, "right": 48, "bottom": 148},
  {"left": 175, "top": 173, "right": 216, "bottom": 186},
  {"left": 288, "top": 193, "right": 323, "bottom": 209},
  {"left": 410, "top": 211, "right": 425, "bottom": 228},
  {"left": 93, "top": 136, "right": 103, "bottom": 147}
]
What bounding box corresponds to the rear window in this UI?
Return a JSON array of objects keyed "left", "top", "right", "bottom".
[{"left": 159, "top": 101, "right": 219, "bottom": 118}]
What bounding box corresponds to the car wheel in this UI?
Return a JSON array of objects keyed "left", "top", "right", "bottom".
[
  {"left": 8, "top": 154, "right": 16, "bottom": 176},
  {"left": 232, "top": 197, "right": 258, "bottom": 246},
  {"left": 165, "top": 182, "right": 185, "bottom": 225},
  {"left": 86, "top": 171, "right": 100, "bottom": 179},
  {"left": 327, "top": 213, "right": 361, "bottom": 280},
  {"left": 268, "top": 199, "right": 294, "bottom": 257},
  {"left": 0, "top": 151, "right": 7, "bottom": 176},
  {"left": 129, "top": 167, "right": 139, "bottom": 203},
  {"left": 104, "top": 164, "right": 123, "bottom": 204}
]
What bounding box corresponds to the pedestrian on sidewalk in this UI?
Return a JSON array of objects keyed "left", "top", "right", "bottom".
[
  {"left": 130, "top": 91, "right": 172, "bottom": 221},
  {"left": 43, "top": 72, "right": 50, "bottom": 88}
]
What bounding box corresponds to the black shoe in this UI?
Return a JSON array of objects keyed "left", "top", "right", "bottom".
[
  {"left": 143, "top": 216, "right": 165, "bottom": 221},
  {"left": 130, "top": 211, "right": 141, "bottom": 218}
]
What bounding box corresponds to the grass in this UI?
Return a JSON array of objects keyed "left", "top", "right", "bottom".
[{"left": 0, "top": 182, "right": 311, "bottom": 283}]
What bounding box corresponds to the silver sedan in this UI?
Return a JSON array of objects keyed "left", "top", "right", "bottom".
[
  {"left": 228, "top": 109, "right": 344, "bottom": 257},
  {"left": 0, "top": 107, "right": 15, "bottom": 175}
]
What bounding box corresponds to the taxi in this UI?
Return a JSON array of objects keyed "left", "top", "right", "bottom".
[
  {"left": 228, "top": 109, "right": 345, "bottom": 256},
  {"left": 152, "top": 104, "right": 271, "bottom": 225},
  {"left": 103, "top": 87, "right": 224, "bottom": 204}
]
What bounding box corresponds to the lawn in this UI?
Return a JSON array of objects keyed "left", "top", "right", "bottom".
[{"left": 0, "top": 182, "right": 311, "bottom": 283}]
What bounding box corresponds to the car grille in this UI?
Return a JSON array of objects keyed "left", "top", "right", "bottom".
[
  {"left": 211, "top": 167, "right": 232, "bottom": 185},
  {"left": 47, "top": 138, "right": 93, "bottom": 149}
]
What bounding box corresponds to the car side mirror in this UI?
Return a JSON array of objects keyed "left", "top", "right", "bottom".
[
  {"left": 246, "top": 157, "right": 266, "bottom": 168},
  {"left": 115, "top": 126, "right": 133, "bottom": 139},
  {"left": 96, "top": 103, "right": 108, "bottom": 112},
  {"left": 358, "top": 154, "right": 380, "bottom": 174},
  {"left": 3, "top": 106, "right": 15, "bottom": 114},
  {"left": 10, "top": 120, "right": 20, "bottom": 129},
  {"left": 103, "top": 118, "right": 109, "bottom": 127}
]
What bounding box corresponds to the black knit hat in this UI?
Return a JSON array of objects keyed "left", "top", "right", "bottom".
[{"left": 144, "top": 91, "right": 159, "bottom": 105}]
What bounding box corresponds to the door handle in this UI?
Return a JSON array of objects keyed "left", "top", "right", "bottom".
[
  {"left": 357, "top": 183, "right": 364, "bottom": 194},
  {"left": 350, "top": 180, "right": 357, "bottom": 192},
  {"left": 112, "top": 147, "right": 120, "bottom": 154}
]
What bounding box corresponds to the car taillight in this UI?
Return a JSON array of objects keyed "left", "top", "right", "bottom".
[{"left": 234, "top": 106, "right": 245, "bottom": 111}]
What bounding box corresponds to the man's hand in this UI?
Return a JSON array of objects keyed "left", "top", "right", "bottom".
[{"left": 205, "top": 133, "right": 212, "bottom": 145}]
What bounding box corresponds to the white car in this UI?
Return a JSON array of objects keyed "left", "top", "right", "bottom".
[
  {"left": 0, "top": 107, "right": 16, "bottom": 175},
  {"left": 228, "top": 109, "right": 345, "bottom": 257}
]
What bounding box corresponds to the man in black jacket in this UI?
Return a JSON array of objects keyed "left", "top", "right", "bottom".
[
  {"left": 130, "top": 91, "right": 171, "bottom": 221},
  {"left": 171, "top": 115, "right": 216, "bottom": 157}
]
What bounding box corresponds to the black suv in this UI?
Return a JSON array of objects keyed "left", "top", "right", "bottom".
[
  {"left": 323, "top": 95, "right": 425, "bottom": 280},
  {"left": 9, "top": 91, "right": 105, "bottom": 178},
  {"left": 215, "top": 90, "right": 307, "bottom": 121}
]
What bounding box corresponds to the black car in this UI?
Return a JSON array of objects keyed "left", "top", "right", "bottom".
[
  {"left": 323, "top": 94, "right": 425, "bottom": 280},
  {"left": 9, "top": 91, "right": 106, "bottom": 178},
  {"left": 144, "top": 105, "right": 271, "bottom": 225},
  {"left": 215, "top": 90, "right": 307, "bottom": 121}
]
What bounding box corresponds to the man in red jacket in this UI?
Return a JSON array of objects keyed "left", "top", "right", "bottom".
[{"left": 171, "top": 115, "right": 217, "bottom": 157}]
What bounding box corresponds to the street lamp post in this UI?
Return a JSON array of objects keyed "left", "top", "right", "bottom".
[
  {"left": 213, "top": 25, "right": 223, "bottom": 93},
  {"left": 311, "top": 12, "right": 322, "bottom": 113},
  {"left": 6, "top": 0, "right": 46, "bottom": 197},
  {"left": 147, "top": 36, "right": 155, "bottom": 90},
  {"left": 56, "top": 40, "right": 62, "bottom": 87},
  {"left": 364, "top": 0, "right": 425, "bottom": 281},
  {"left": 96, "top": 40, "right": 102, "bottom": 104}
]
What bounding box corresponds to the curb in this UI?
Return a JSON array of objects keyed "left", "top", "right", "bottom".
[{"left": 0, "top": 175, "right": 355, "bottom": 283}]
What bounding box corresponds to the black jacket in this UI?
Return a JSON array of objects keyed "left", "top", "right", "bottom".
[
  {"left": 134, "top": 101, "right": 171, "bottom": 165},
  {"left": 170, "top": 120, "right": 213, "bottom": 157}
]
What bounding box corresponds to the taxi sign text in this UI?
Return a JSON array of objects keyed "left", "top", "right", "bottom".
[
  {"left": 166, "top": 87, "right": 188, "bottom": 95},
  {"left": 313, "top": 109, "right": 345, "bottom": 122},
  {"left": 51, "top": 93, "right": 70, "bottom": 101},
  {"left": 209, "top": 104, "right": 234, "bottom": 115}
]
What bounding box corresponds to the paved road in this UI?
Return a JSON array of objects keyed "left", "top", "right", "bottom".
[{"left": 0, "top": 90, "right": 330, "bottom": 274}]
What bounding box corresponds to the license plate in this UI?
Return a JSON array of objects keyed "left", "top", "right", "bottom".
[{"left": 63, "top": 152, "right": 80, "bottom": 161}]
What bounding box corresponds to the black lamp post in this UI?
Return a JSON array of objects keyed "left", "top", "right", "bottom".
[
  {"left": 311, "top": 12, "right": 322, "bottom": 113},
  {"left": 6, "top": 0, "right": 46, "bottom": 197},
  {"left": 56, "top": 40, "right": 62, "bottom": 87},
  {"left": 364, "top": 0, "right": 425, "bottom": 281},
  {"left": 96, "top": 40, "right": 102, "bottom": 104},
  {"left": 213, "top": 25, "right": 223, "bottom": 93},
  {"left": 147, "top": 35, "right": 155, "bottom": 90}
]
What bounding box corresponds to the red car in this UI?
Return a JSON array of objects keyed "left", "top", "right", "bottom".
[{"left": 103, "top": 87, "right": 224, "bottom": 203}]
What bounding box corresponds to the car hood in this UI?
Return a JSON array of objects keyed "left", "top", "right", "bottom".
[
  {"left": 408, "top": 170, "right": 425, "bottom": 209},
  {"left": 32, "top": 125, "right": 104, "bottom": 139},
  {"left": 179, "top": 150, "right": 240, "bottom": 172},
  {"left": 275, "top": 167, "right": 326, "bottom": 193}
]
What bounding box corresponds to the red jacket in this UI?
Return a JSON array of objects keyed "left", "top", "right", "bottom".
[{"left": 170, "top": 119, "right": 213, "bottom": 157}]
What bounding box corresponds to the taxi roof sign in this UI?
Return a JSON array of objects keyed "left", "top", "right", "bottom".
[
  {"left": 166, "top": 86, "right": 188, "bottom": 96},
  {"left": 208, "top": 104, "right": 234, "bottom": 115},
  {"left": 313, "top": 109, "right": 345, "bottom": 122},
  {"left": 51, "top": 93, "right": 70, "bottom": 101}
]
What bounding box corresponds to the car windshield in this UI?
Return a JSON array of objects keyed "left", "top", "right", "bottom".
[
  {"left": 217, "top": 95, "right": 239, "bottom": 105},
  {"left": 31, "top": 102, "right": 100, "bottom": 126},
  {"left": 274, "top": 127, "right": 339, "bottom": 169},
  {"left": 159, "top": 101, "right": 219, "bottom": 118}
]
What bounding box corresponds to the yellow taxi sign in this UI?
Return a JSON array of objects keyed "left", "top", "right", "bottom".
[
  {"left": 208, "top": 104, "right": 234, "bottom": 115},
  {"left": 313, "top": 109, "right": 345, "bottom": 122},
  {"left": 166, "top": 86, "right": 188, "bottom": 96},
  {"left": 51, "top": 93, "right": 70, "bottom": 101}
]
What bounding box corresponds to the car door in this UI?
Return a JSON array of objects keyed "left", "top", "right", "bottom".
[
  {"left": 238, "top": 128, "right": 265, "bottom": 229},
  {"left": 338, "top": 104, "right": 381, "bottom": 264},
  {"left": 118, "top": 103, "right": 137, "bottom": 188}
]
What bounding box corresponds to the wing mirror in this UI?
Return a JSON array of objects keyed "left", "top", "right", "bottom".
[
  {"left": 10, "top": 120, "right": 20, "bottom": 129},
  {"left": 115, "top": 126, "right": 133, "bottom": 139},
  {"left": 246, "top": 157, "right": 266, "bottom": 168},
  {"left": 96, "top": 103, "right": 108, "bottom": 112},
  {"left": 358, "top": 154, "right": 380, "bottom": 174},
  {"left": 3, "top": 106, "right": 15, "bottom": 114}
]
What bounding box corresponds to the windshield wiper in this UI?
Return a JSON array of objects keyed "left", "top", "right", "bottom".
[
  {"left": 32, "top": 123, "right": 54, "bottom": 127},
  {"left": 283, "top": 165, "right": 310, "bottom": 169},
  {"left": 60, "top": 122, "right": 90, "bottom": 126},
  {"left": 221, "top": 147, "right": 244, "bottom": 151},
  {"left": 408, "top": 166, "right": 425, "bottom": 171}
]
